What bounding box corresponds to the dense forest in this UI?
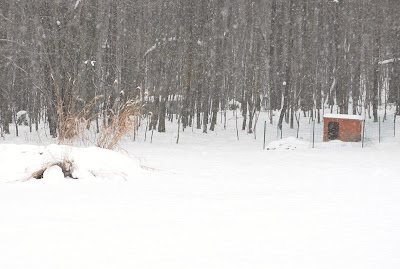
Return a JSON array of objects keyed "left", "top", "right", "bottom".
[{"left": 0, "top": 0, "right": 399, "bottom": 138}]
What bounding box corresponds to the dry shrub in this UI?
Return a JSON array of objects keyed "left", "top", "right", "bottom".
[
  {"left": 57, "top": 95, "right": 102, "bottom": 144},
  {"left": 55, "top": 93, "right": 140, "bottom": 150},
  {"left": 96, "top": 99, "right": 141, "bottom": 150}
]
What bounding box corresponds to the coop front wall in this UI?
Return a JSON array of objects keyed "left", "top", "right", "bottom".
[{"left": 323, "top": 118, "right": 362, "bottom": 142}]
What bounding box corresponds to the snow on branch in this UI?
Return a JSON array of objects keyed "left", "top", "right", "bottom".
[
  {"left": 74, "top": 0, "right": 82, "bottom": 10},
  {"left": 143, "top": 37, "right": 178, "bottom": 57},
  {"left": 144, "top": 44, "right": 157, "bottom": 57},
  {"left": 379, "top": 58, "right": 400, "bottom": 65}
]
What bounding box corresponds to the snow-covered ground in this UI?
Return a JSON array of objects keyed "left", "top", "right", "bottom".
[{"left": 1, "top": 111, "right": 400, "bottom": 269}]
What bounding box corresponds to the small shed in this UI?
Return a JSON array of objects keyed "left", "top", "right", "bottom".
[{"left": 323, "top": 114, "right": 364, "bottom": 142}]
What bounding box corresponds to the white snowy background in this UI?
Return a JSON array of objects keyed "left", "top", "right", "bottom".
[{"left": 0, "top": 111, "right": 399, "bottom": 269}]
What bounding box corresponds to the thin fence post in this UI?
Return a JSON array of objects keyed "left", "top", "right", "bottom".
[
  {"left": 235, "top": 108, "right": 239, "bottom": 140},
  {"left": 277, "top": 125, "right": 279, "bottom": 140},
  {"left": 394, "top": 115, "right": 396, "bottom": 137},
  {"left": 280, "top": 125, "right": 283, "bottom": 139},
  {"left": 379, "top": 116, "right": 381, "bottom": 143},
  {"left": 144, "top": 116, "right": 149, "bottom": 142},
  {"left": 312, "top": 119, "right": 315, "bottom": 148},
  {"left": 362, "top": 119, "right": 366, "bottom": 148},
  {"left": 263, "top": 121, "right": 266, "bottom": 150}
]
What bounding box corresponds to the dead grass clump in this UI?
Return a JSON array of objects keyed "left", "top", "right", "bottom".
[
  {"left": 96, "top": 99, "right": 141, "bottom": 150},
  {"left": 56, "top": 95, "right": 141, "bottom": 150},
  {"left": 29, "top": 159, "right": 75, "bottom": 180},
  {"left": 58, "top": 95, "right": 102, "bottom": 144}
]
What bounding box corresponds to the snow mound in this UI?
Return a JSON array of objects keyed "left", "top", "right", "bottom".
[
  {"left": 0, "top": 144, "right": 145, "bottom": 182},
  {"left": 43, "top": 165, "right": 64, "bottom": 181},
  {"left": 266, "top": 137, "right": 309, "bottom": 150}
]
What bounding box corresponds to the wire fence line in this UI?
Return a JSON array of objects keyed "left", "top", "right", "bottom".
[
  {"left": 262, "top": 115, "right": 397, "bottom": 149},
  {"left": 362, "top": 115, "right": 396, "bottom": 147}
]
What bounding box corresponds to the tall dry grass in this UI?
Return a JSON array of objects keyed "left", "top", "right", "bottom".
[
  {"left": 96, "top": 99, "right": 141, "bottom": 150},
  {"left": 57, "top": 95, "right": 102, "bottom": 144},
  {"left": 56, "top": 95, "right": 141, "bottom": 150}
]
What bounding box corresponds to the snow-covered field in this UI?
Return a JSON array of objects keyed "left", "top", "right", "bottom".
[{"left": 1, "top": 112, "right": 400, "bottom": 269}]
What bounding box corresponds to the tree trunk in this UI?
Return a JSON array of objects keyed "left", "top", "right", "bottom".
[{"left": 278, "top": 0, "right": 295, "bottom": 130}]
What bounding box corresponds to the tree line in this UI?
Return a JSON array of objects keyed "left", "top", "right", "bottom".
[{"left": 0, "top": 0, "right": 399, "bottom": 137}]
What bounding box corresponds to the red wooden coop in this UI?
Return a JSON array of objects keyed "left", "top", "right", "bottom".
[{"left": 323, "top": 114, "right": 364, "bottom": 142}]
